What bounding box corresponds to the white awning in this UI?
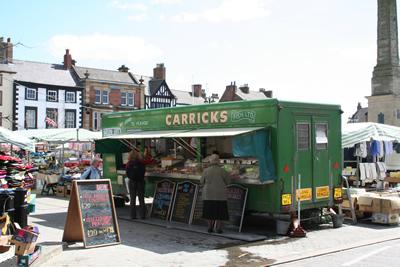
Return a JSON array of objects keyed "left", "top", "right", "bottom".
[
  {"left": 170, "top": 127, "right": 265, "bottom": 138},
  {"left": 105, "top": 130, "right": 187, "bottom": 139},
  {"left": 104, "top": 127, "right": 264, "bottom": 140}
]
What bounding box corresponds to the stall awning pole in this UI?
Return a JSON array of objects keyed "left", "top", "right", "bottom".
[{"left": 196, "top": 138, "right": 201, "bottom": 163}]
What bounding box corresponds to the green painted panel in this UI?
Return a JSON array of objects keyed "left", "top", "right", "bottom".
[
  {"left": 101, "top": 99, "right": 279, "bottom": 135},
  {"left": 103, "top": 153, "right": 118, "bottom": 183},
  {"left": 244, "top": 102, "right": 342, "bottom": 214},
  {"left": 312, "top": 117, "right": 330, "bottom": 202}
]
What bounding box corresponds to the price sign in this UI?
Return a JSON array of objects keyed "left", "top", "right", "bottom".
[
  {"left": 150, "top": 180, "right": 176, "bottom": 220},
  {"left": 62, "top": 180, "right": 121, "bottom": 248},
  {"left": 170, "top": 181, "right": 198, "bottom": 224}
]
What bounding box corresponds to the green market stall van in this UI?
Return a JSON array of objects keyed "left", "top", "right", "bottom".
[{"left": 97, "top": 99, "right": 342, "bottom": 219}]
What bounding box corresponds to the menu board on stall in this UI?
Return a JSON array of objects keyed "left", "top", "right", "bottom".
[
  {"left": 150, "top": 179, "right": 176, "bottom": 220},
  {"left": 62, "top": 179, "right": 121, "bottom": 248},
  {"left": 170, "top": 181, "right": 198, "bottom": 224},
  {"left": 191, "top": 187, "right": 207, "bottom": 226},
  {"left": 225, "top": 184, "right": 248, "bottom": 232}
]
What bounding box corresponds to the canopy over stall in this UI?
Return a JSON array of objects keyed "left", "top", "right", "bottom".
[
  {"left": 17, "top": 128, "right": 102, "bottom": 143},
  {"left": 18, "top": 128, "right": 102, "bottom": 170},
  {"left": 0, "top": 127, "right": 35, "bottom": 151},
  {"left": 342, "top": 122, "right": 400, "bottom": 148}
]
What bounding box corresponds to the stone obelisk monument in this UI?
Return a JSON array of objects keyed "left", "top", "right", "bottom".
[{"left": 369, "top": 0, "right": 400, "bottom": 126}]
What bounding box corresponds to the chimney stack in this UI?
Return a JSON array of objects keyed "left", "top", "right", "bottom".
[
  {"left": 118, "top": 64, "right": 129, "bottom": 72},
  {"left": 357, "top": 102, "right": 362, "bottom": 110},
  {"left": 259, "top": 88, "right": 273, "bottom": 98},
  {"left": 201, "top": 89, "right": 206, "bottom": 98},
  {"left": 239, "top": 84, "right": 249, "bottom": 94},
  {"left": 63, "top": 49, "right": 73, "bottom": 69},
  {"left": 192, "top": 84, "right": 202, "bottom": 97},
  {"left": 153, "top": 63, "right": 166, "bottom": 80},
  {"left": 224, "top": 82, "right": 237, "bottom": 101},
  {"left": 5, "top": 38, "right": 13, "bottom": 63}
]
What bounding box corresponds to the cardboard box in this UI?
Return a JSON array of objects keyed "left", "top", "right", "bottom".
[
  {"left": 12, "top": 241, "right": 36, "bottom": 256},
  {"left": 342, "top": 197, "right": 357, "bottom": 210},
  {"left": 356, "top": 194, "right": 400, "bottom": 214},
  {"left": 379, "top": 197, "right": 400, "bottom": 214},
  {"left": 371, "top": 213, "right": 399, "bottom": 225},
  {"left": 17, "top": 245, "right": 42, "bottom": 267},
  {"left": 0, "top": 235, "right": 11, "bottom": 246},
  {"left": 56, "top": 185, "right": 65, "bottom": 197},
  {"left": 13, "top": 228, "right": 39, "bottom": 243},
  {"left": 357, "top": 195, "right": 376, "bottom": 212}
]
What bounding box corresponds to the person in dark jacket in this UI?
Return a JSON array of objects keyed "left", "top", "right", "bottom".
[{"left": 126, "top": 150, "right": 146, "bottom": 219}]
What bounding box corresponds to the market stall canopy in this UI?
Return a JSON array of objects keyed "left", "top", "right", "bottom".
[
  {"left": 96, "top": 127, "right": 266, "bottom": 154},
  {"left": 17, "top": 128, "right": 102, "bottom": 143},
  {"left": 102, "top": 127, "right": 266, "bottom": 140},
  {"left": 0, "top": 127, "right": 35, "bottom": 151},
  {"left": 342, "top": 122, "right": 400, "bottom": 148}
]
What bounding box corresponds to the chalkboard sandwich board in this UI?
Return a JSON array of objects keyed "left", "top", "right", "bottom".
[
  {"left": 150, "top": 179, "right": 176, "bottom": 221},
  {"left": 225, "top": 184, "right": 248, "bottom": 232},
  {"left": 170, "top": 181, "right": 198, "bottom": 224},
  {"left": 62, "top": 179, "right": 121, "bottom": 248}
]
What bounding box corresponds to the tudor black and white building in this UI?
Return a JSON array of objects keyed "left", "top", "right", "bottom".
[
  {"left": 13, "top": 60, "right": 83, "bottom": 130},
  {"left": 141, "top": 63, "right": 205, "bottom": 109},
  {"left": 144, "top": 64, "right": 176, "bottom": 109}
]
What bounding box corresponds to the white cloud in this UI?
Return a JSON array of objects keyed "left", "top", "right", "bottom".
[
  {"left": 128, "top": 13, "right": 147, "bottom": 21},
  {"left": 48, "top": 34, "right": 163, "bottom": 65},
  {"left": 171, "top": 0, "right": 270, "bottom": 23},
  {"left": 110, "top": 0, "right": 147, "bottom": 11},
  {"left": 152, "top": 0, "right": 182, "bottom": 4}
]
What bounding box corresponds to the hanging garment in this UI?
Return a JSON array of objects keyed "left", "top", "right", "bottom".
[
  {"left": 370, "top": 140, "right": 381, "bottom": 158},
  {"left": 376, "top": 162, "right": 387, "bottom": 180},
  {"left": 384, "top": 141, "right": 393, "bottom": 155},
  {"left": 354, "top": 142, "right": 368, "bottom": 158},
  {"left": 379, "top": 141, "right": 385, "bottom": 158},
  {"left": 369, "top": 163, "right": 378, "bottom": 181},
  {"left": 358, "top": 163, "right": 366, "bottom": 181},
  {"left": 363, "top": 163, "right": 373, "bottom": 182},
  {"left": 394, "top": 142, "right": 400, "bottom": 153}
]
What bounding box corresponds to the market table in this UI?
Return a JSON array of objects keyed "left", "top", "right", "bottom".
[{"left": 35, "top": 173, "right": 60, "bottom": 195}]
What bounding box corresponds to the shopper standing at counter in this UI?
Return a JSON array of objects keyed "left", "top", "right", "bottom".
[
  {"left": 126, "top": 150, "right": 146, "bottom": 220},
  {"left": 80, "top": 158, "right": 102, "bottom": 179},
  {"left": 200, "top": 153, "right": 230, "bottom": 233}
]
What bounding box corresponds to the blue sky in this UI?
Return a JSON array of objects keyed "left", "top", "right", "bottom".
[{"left": 2, "top": 0, "right": 382, "bottom": 120}]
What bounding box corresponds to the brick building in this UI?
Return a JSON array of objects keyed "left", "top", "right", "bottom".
[{"left": 219, "top": 82, "right": 272, "bottom": 102}]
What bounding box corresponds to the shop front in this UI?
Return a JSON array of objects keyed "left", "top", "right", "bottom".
[{"left": 96, "top": 99, "right": 342, "bottom": 222}]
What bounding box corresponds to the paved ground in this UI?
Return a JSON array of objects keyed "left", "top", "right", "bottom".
[
  {"left": 25, "top": 195, "right": 400, "bottom": 267},
  {"left": 279, "top": 239, "right": 400, "bottom": 267}
]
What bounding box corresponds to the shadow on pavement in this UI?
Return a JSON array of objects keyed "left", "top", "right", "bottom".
[{"left": 30, "top": 212, "right": 67, "bottom": 230}]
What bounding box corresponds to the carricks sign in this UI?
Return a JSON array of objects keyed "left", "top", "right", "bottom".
[
  {"left": 101, "top": 99, "right": 279, "bottom": 133},
  {"left": 165, "top": 111, "right": 228, "bottom": 126}
]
